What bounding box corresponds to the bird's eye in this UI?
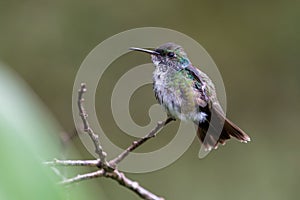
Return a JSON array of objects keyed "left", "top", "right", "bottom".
[{"left": 167, "top": 52, "right": 175, "bottom": 58}]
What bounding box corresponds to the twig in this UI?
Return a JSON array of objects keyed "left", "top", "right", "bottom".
[
  {"left": 60, "top": 168, "right": 163, "bottom": 200},
  {"left": 60, "top": 169, "right": 105, "bottom": 185},
  {"left": 109, "top": 118, "right": 174, "bottom": 167},
  {"left": 45, "top": 159, "right": 99, "bottom": 167},
  {"left": 78, "top": 83, "right": 108, "bottom": 166},
  {"left": 105, "top": 170, "right": 164, "bottom": 200}
]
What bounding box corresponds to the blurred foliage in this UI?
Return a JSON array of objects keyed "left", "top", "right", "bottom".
[
  {"left": 0, "top": 0, "right": 299, "bottom": 199},
  {"left": 0, "top": 63, "right": 63, "bottom": 200}
]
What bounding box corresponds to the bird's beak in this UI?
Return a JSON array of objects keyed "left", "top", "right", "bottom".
[{"left": 129, "top": 47, "right": 160, "bottom": 55}]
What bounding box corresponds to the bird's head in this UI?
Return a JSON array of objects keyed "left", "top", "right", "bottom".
[{"left": 130, "top": 43, "right": 191, "bottom": 70}]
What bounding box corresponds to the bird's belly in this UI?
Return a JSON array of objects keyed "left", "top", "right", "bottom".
[{"left": 153, "top": 76, "right": 207, "bottom": 122}]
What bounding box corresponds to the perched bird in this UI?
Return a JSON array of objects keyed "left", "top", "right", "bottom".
[{"left": 130, "top": 43, "right": 250, "bottom": 150}]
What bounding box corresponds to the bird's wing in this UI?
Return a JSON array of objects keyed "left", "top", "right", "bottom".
[{"left": 184, "top": 65, "right": 218, "bottom": 109}]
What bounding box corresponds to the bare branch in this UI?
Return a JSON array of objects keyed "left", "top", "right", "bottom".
[
  {"left": 60, "top": 169, "right": 105, "bottom": 185},
  {"left": 109, "top": 118, "right": 175, "bottom": 167},
  {"left": 77, "top": 83, "right": 108, "bottom": 166},
  {"left": 44, "top": 159, "right": 99, "bottom": 167},
  {"left": 60, "top": 168, "right": 164, "bottom": 200},
  {"left": 105, "top": 170, "right": 164, "bottom": 200},
  {"left": 46, "top": 83, "right": 167, "bottom": 200}
]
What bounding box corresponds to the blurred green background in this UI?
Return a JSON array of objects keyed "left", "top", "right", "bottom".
[{"left": 0, "top": 0, "right": 299, "bottom": 199}]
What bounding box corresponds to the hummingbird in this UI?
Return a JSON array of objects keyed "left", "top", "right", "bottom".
[{"left": 130, "top": 43, "right": 250, "bottom": 150}]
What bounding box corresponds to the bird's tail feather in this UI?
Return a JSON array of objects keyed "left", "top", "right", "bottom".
[
  {"left": 197, "top": 106, "right": 250, "bottom": 150},
  {"left": 223, "top": 118, "right": 251, "bottom": 143}
]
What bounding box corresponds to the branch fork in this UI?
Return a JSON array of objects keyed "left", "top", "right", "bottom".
[{"left": 45, "top": 83, "right": 174, "bottom": 200}]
